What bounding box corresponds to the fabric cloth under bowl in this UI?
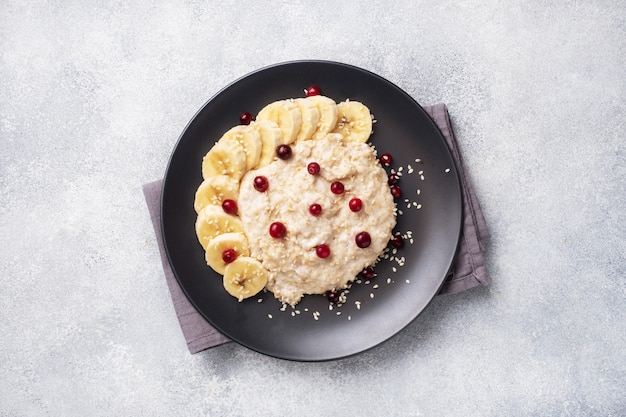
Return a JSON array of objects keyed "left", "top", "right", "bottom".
[{"left": 142, "top": 103, "right": 490, "bottom": 354}]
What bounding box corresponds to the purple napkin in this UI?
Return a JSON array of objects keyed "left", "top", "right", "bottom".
[
  {"left": 143, "top": 103, "right": 489, "bottom": 354},
  {"left": 423, "top": 104, "right": 490, "bottom": 294}
]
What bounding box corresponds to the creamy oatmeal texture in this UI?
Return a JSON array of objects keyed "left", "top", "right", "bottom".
[
  {"left": 195, "top": 94, "right": 397, "bottom": 305},
  {"left": 238, "top": 133, "right": 396, "bottom": 306}
]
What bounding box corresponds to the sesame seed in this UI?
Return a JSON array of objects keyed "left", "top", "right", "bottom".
[
  {"left": 387, "top": 278, "right": 392, "bottom": 284},
  {"left": 268, "top": 314, "right": 273, "bottom": 319},
  {"left": 370, "top": 293, "right": 375, "bottom": 298},
  {"left": 417, "top": 189, "right": 421, "bottom": 195},
  {"left": 445, "top": 168, "right": 451, "bottom": 173},
  {"left": 416, "top": 204, "right": 422, "bottom": 209},
  {"left": 392, "top": 267, "right": 397, "bottom": 272},
  {"left": 420, "top": 175, "right": 425, "bottom": 181},
  {"left": 406, "top": 279, "right": 411, "bottom": 284},
  {"left": 373, "top": 284, "right": 379, "bottom": 289},
  {"left": 348, "top": 316, "right": 352, "bottom": 320},
  {"left": 291, "top": 311, "right": 295, "bottom": 317},
  {"left": 336, "top": 311, "right": 341, "bottom": 316}
]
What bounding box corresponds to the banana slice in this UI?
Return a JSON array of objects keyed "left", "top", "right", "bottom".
[
  {"left": 294, "top": 98, "right": 320, "bottom": 141},
  {"left": 307, "top": 95, "right": 339, "bottom": 140},
  {"left": 201, "top": 139, "right": 247, "bottom": 180},
  {"left": 205, "top": 232, "right": 250, "bottom": 274},
  {"left": 252, "top": 120, "right": 283, "bottom": 167},
  {"left": 219, "top": 125, "right": 262, "bottom": 170},
  {"left": 195, "top": 205, "right": 244, "bottom": 250},
  {"left": 256, "top": 99, "right": 302, "bottom": 144},
  {"left": 332, "top": 100, "right": 373, "bottom": 143},
  {"left": 193, "top": 175, "right": 239, "bottom": 213},
  {"left": 223, "top": 256, "right": 269, "bottom": 301}
]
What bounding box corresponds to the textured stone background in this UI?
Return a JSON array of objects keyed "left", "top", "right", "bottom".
[{"left": 1, "top": 1, "right": 624, "bottom": 416}]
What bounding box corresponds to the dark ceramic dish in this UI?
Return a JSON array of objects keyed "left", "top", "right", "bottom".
[{"left": 161, "top": 61, "right": 461, "bottom": 361}]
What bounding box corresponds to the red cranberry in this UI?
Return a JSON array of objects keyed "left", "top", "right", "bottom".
[
  {"left": 276, "top": 144, "right": 292, "bottom": 160},
  {"left": 253, "top": 176, "right": 269, "bottom": 192},
  {"left": 316, "top": 244, "right": 331, "bottom": 258},
  {"left": 349, "top": 197, "right": 363, "bottom": 212},
  {"left": 309, "top": 203, "right": 322, "bottom": 216},
  {"left": 307, "top": 162, "right": 320, "bottom": 175},
  {"left": 222, "top": 249, "right": 237, "bottom": 264},
  {"left": 388, "top": 173, "right": 400, "bottom": 185},
  {"left": 355, "top": 231, "right": 371, "bottom": 248},
  {"left": 269, "top": 222, "right": 286, "bottom": 238},
  {"left": 239, "top": 112, "right": 253, "bottom": 125},
  {"left": 326, "top": 290, "right": 340, "bottom": 303},
  {"left": 391, "top": 233, "right": 404, "bottom": 248},
  {"left": 305, "top": 85, "right": 321, "bottom": 96},
  {"left": 380, "top": 153, "right": 393, "bottom": 166},
  {"left": 390, "top": 185, "right": 402, "bottom": 198},
  {"left": 330, "top": 181, "right": 344, "bottom": 195},
  {"left": 221, "top": 199, "right": 238, "bottom": 214},
  {"left": 361, "top": 267, "right": 375, "bottom": 279}
]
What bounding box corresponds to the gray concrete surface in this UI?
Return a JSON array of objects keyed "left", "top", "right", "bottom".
[{"left": 1, "top": 1, "right": 624, "bottom": 415}]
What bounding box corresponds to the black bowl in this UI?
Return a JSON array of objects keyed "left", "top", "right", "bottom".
[{"left": 161, "top": 60, "right": 461, "bottom": 361}]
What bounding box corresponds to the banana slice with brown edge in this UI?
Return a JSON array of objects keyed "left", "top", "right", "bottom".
[
  {"left": 294, "top": 98, "right": 320, "bottom": 141},
  {"left": 201, "top": 138, "right": 247, "bottom": 180},
  {"left": 205, "top": 232, "right": 250, "bottom": 274},
  {"left": 307, "top": 95, "right": 339, "bottom": 140},
  {"left": 223, "top": 256, "right": 269, "bottom": 301},
  {"left": 252, "top": 120, "right": 283, "bottom": 167},
  {"left": 195, "top": 204, "right": 244, "bottom": 250},
  {"left": 332, "top": 100, "right": 373, "bottom": 143},
  {"left": 219, "top": 125, "right": 262, "bottom": 170},
  {"left": 193, "top": 175, "right": 239, "bottom": 214},
  {"left": 256, "top": 99, "right": 302, "bottom": 144}
]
